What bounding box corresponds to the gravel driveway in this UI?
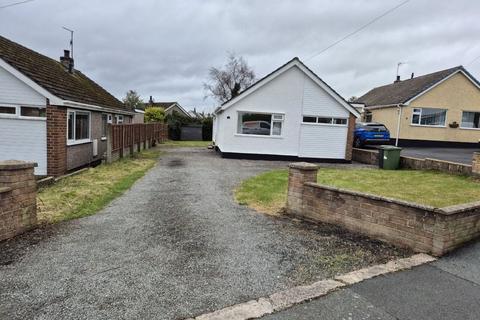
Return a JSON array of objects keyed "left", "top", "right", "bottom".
[{"left": 0, "top": 147, "right": 405, "bottom": 320}]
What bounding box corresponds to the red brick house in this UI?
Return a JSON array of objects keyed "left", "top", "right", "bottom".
[{"left": 0, "top": 35, "right": 135, "bottom": 176}]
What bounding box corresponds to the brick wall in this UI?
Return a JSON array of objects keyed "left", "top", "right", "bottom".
[
  {"left": 352, "top": 148, "right": 473, "bottom": 175},
  {"left": 345, "top": 113, "right": 356, "bottom": 161},
  {"left": 352, "top": 148, "right": 379, "bottom": 165},
  {"left": 0, "top": 161, "right": 37, "bottom": 241},
  {"left": 46, "top": 104, "right": 67, "bottom": 176},
  {"left": 286, "top": 163, "right": 480, "bottom": 256}
]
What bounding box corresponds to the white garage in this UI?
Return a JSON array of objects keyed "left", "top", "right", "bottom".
[{"left": 213, "top": 57, "right": 360, "bottom": 161}]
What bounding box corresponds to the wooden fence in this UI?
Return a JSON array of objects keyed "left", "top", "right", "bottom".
[{"left": 106, "top": 123, "right": 168, "bottom": 163}]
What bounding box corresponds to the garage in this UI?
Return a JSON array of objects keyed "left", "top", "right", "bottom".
[{"left": 0, "top": 115, "right": 47, "bottom": 175}]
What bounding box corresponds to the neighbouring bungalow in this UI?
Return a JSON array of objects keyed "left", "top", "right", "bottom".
[
  {"left": 145, "top": 97, "right": 191, "bottom": 118},
  {"left": 213, "top": 57, "right": 360, "bottom": 161},
  {"left": 355, "top": 66, "right": 480, "bottom": 147},
  {"left": 0, "top": 35, "right": 135, "bottom": 176}
]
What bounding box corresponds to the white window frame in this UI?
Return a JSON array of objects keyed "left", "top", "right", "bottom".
[
  {"left": 67, "top": 109, "right": 91, "bottom": 145},
  {"left": 115, "top": 114, "right": 124, "bottom": 124},
  {"left": 0, "top": 104, "right": 46, "bottom": 121},
  {"left": 460, "top": 110, "right": 480, "bottom": 130},
  {"left": 107, "top": 114, "right": 113, "bottom": 124},
  {"left": 236, "top": 111, "right": 285, "bottom": 138},
  {"left": 410, "top": 107, "right": 447, "bottom": 127},
  {"left": 101, "top": 113, "right": 109, "bottom": 140},
  {"left": 302, "top": 115, "right": 348, "bottom": 126}
]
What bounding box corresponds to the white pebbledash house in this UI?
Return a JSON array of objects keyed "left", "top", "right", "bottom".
[{"left": 213, "top": 57, "right": 360, "bottom": 161}]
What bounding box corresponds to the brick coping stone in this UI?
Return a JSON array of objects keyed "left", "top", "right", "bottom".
[
  {"left": 288, "top": 162, "right": 319, "bottom": 170},
  {"left": 0, "top": 160, "right": 37, "bottom": 170}
]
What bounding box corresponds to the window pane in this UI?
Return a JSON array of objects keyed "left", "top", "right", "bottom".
[
  {"left": 303, "top": 116, "right": 316, "bottom": 123},
  {"left": 412, "top": 114, "right": 420, "bottom": 124},
  {"left": 238, "top": 113, "right": 272, "bottom": 135},
  {"left": 420, "top": 108, "right": 446, "bottom": 126},
  {"left": 272, "top": 121, "right": 282, "bottom": 135},
  {"left": 20, "top": 107, "right": 46, "bottom": 117},
  {"left": 0, "top": 106, "right": 16, "bottom": 114},
  {"left": 333, "top": 118, "right": 347, "bottom": 125},
  {"left": 75, "top": 113, "right": 89, "bottom": 140},
  {"left": 317, "top": 117, "right": 332, "bottom": 124},
  {"left": 102, "top": 114, "right": 108, "bottom": 137},
  {"left": 68, "top": 113, "right": 74, "bottom": 140},
  {"left": 462, "top": 112, "right": 480, "bottom": 128}
]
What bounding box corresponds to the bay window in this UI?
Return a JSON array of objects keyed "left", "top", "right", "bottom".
[
  {"left": 237, "top": 112, "right": 284, "bottom": 136},
  {"left": 67, "top": 110, "right": 91, "bottom": 144},
  {"left": 461, "top": 111, "right": 480, "bottom": 129},
  {"left": 411, "top": 108, "right": 446, "bottom": 126}
]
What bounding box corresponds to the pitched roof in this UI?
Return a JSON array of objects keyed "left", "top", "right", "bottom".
[
  {"left": 146, "top": 102, "right": 176, "bottom": 109},
  {"left": 217, "top": 57, "right": 359, "bottom": 117},
  {"left": 355, "top": 66, "right": 479, "bottom": 107},
  {"left": 0, "top": 35, "right": 125, "bottom": 110}
]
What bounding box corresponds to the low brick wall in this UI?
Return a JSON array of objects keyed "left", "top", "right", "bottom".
[
  {"left": 352, "top": 148, "right": 473, "bottom": 175},
  {"left": 0, "top": 160, "right": 38, "bottom": 241},
  {"left": 352, "top": 148, "right": 379, "bottom": 165},
  {"left": 286, "top": 163, "right": 480, "bottom": 256}
]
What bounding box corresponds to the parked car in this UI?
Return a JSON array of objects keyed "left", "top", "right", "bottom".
[{"left": 354, "top": 122, "right": 390, "bottom": 147}]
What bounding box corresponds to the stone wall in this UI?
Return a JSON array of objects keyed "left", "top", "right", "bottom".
[
  {"left": 352, "top": 148, "right": 379, "bottom": 165},
  {"left": 286, "top": 163, "right": 480, "bottom": 256},
  {"left": 0, "top": 161, "right": 37, "bottom": 241}
]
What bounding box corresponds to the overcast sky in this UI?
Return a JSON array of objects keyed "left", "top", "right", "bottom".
[{"left": 1, "top": 0, "right": 479, "bottom": 112}]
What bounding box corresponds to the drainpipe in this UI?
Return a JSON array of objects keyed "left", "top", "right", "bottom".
[{"left": 395, "top": 104, "right": 403, "bottom": 147}]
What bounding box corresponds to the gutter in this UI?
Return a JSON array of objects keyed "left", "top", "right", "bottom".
[{"left": 62, "top": 100, "right": 136, "bottom": 116}]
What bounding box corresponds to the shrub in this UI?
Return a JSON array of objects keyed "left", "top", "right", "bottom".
[{"left": 144, "top": 107, "right": 165, "bottom": 123}]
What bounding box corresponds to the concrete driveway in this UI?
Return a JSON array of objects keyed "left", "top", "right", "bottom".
[
  {"left": 400, "top": 147, "right": 478, "bottom": 165},
  {"left": 0, "top": 148, "right": 403, "bottom": 320}
]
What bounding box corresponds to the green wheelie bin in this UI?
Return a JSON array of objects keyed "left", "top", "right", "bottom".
[{"left": 378, "top": 145, "right": 402, "bottom": 170}]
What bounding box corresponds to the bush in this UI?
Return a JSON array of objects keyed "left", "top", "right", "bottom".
[
  {"left": 144, "top": 107, "right": 165, "bottom": 123},
  {"left": 202, "top": 116, "right": 213, "bottom": 141}
]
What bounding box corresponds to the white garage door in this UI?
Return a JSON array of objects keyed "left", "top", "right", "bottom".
[
  {"left": 298, "top": 124, "right": 347, "bottom": 159},
  {"left": 0, "top": 118, "right": 47, "bottom": 175}
]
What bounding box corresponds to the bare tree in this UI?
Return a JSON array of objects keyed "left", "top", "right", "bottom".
[{"left": 204, "top": 53, "right": 255, "bottom": 104}]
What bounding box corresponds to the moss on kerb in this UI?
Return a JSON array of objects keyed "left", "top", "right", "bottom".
[
  {"left": 289, "top": 162, "right": 319, "bottom": 171},
  {"left": 0, "top": 160, "right": 37, "bottom": 170}
]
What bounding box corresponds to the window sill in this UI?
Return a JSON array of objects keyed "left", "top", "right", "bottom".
[
  {"left": 459, "top": 127, "right": 480, "bottom": 131},
  {"left": 410, "top": 124, "right": 446, "bottom": 128},
  {"left": 234, "top": 133, "right": 284, "bottom": 139},
  {"left": 67, "top": 139, "right": 92, "bottom": 146},
  {"left": 301, "top": 122, "right": 347, "bottom": 127},
  {"left": 101, "top": 137, "right": 107, "bottom": 141}
]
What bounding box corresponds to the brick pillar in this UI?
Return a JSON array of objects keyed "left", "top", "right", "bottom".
[
  {"left": 0, "top": 160, "right": 37, "bottom": 241},
  {"left": 345, "top": 113, "right": 356, "bottom": 161},
  {"left": 46, "top": 105, "right": 67, "bottom": 176},
  {"left": 472, "top": 152, "right": 480, "bottom": 176},
  {"left": 286, "top": 162, "right": 318, "bottom": 215}
]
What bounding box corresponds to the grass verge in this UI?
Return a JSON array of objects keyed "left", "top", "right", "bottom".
[
  {"left": 159, "top": 140, "right": 211, "bottom": 148},
  {"left": 37, "top": 149, "right": 161, "bottom": 224},
  {"left": 235, "top": 167, "right": 480, "bottom": 214}
]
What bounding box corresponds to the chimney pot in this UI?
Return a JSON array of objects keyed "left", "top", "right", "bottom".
[
  {"left": 394, "top": 75, "right": 401, "bottom": 83},
  {"left": 411, "top": 72, "right": 414, "bottom": 79}
]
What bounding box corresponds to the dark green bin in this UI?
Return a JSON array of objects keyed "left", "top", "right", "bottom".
[{"left": 378, "top": 145, "right": 402, "bottom": 170}]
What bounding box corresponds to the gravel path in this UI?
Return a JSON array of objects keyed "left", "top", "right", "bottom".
[{"left": 0, "top": 147, "right": 406, "bottom": 320}]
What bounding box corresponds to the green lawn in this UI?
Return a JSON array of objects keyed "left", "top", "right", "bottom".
[
  {"left": 235, "top": 168, "right": 480, "bottom": 214},
  {"left": 37, "top": 149, "right": 161, "bottom": 224},
  {"left": 159, "top": 140, "right": 212, "bottom": 148}
]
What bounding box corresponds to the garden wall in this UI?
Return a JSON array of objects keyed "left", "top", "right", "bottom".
[
  {"left": 0, "top": 161, "right": 37, "bottom": 241},
  {"left": 286, "top": 162, "right": 480, "bottom": 256},
  {"left": 352, "top": 148, "right": 474, "bottom": 175}
]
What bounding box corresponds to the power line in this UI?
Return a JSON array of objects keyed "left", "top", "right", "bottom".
[
  {"left": 306, "top": 0, "right": 410, "bottom": 61},
  {"left": 0, "top": 0, "right": 34, "bottom": 9}
]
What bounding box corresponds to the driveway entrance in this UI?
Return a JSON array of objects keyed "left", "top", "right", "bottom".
[{"left": 0, "top": 147, "right": 403, "bottom": 320}]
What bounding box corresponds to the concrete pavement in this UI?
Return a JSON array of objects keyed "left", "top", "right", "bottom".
[{"left": 261, "top": 239, "right": 480, "bottom": 320}]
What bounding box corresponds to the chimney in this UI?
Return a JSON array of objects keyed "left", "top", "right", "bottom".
[
  {"left": 60, "top": 50, "right": 74, "bottom": 73},
  {"left": 411, "top": 72, "right": 414, "bottom": 79},
  {"left": 394, "top": 75, "right": 401, "bottom": 83}
]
